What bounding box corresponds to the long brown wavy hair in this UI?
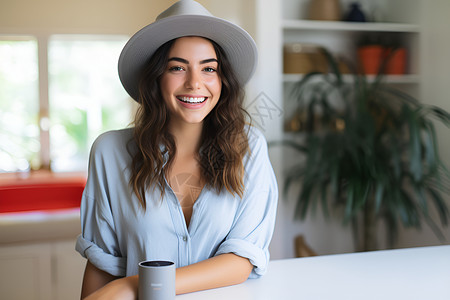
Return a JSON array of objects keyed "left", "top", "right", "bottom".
[{"left": 129, "top": 37, "right": 250, "bottom": 209}]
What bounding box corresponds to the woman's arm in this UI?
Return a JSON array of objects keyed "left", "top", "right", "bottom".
[
  {"left": 81, "top": 260, "right": 116, "bottom": 298},
  {"left": 81, "top": 260, "right": 135, "bottom": 300},
  {"left": 176, "top": 253, "right": 253, "bottom": 294},
  {"left": 81, "top": 253, "right": 252, "bottom": 299}
]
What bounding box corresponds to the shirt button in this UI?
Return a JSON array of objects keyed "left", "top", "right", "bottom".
[{"left": 183, "top": 236, "right": 188, "bottom": 242}]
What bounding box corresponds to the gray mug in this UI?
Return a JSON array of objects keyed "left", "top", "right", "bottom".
[{"left": 138, "top": 260, "right": 176, "bottom": 300}]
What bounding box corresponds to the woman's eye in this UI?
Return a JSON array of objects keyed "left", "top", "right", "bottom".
[
  {"left": 169, "top": 66, "right": 184, "bottom": 72},
  {"left": 203, "top": 67, "right": 217, "bottom": 73}
]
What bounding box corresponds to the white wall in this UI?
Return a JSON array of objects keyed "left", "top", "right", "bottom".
[
  {"left": 0, "top": 0, "right": 168, "bottom": 34},
  {"left": 396, "top": 0, "right": 450, "bottom": 249},
  {"left": 0, "top": 0, "right": 252, "bottom": 35}
]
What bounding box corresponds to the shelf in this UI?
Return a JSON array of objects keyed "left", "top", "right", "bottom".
[
  {"left": 282, "top": 20, "right": 420, "bottom": 33},
  {"left": 283, "top": 74, "right": 420, "bottom": 84}
]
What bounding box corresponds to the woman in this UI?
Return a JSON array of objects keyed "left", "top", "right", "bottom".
[{"left": 76, "top": 1, "right": 278, "bottom": 299}]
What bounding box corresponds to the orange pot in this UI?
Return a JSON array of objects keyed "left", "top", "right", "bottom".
[
  {"left": 385, "top": 48, "right": 406, "bottom": 75},
  {"left": 358, "top": 45, "right": 384, "bottom": 75},
  {"left": 358, "top": 46, "right": 407, "bottom": 75}
]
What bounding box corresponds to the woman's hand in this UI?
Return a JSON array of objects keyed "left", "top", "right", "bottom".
[{"left": 84, "top": 276, "right": 138, "bottom": 300}]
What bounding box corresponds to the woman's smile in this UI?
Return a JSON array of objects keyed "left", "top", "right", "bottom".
[
  {"left": 176, "top": 96, "right": 207, "bottom": 104},
  {"left": 176, "top": 95, "right": 209, "bottom": 109}
]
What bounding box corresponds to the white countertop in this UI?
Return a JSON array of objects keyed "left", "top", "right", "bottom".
[
  {"left": 0, "top": 209, "right": 80, "bottom": 244},
  {"left": 177, "top": 245, "right": 450, "bottom": 300}
]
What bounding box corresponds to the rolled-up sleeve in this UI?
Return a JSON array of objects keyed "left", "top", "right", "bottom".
[
  {"left": 215, "top": 128, "right": 278, "bottom": 278},
  {"left": 75, "top": 133, "right": 127, "bottom": 277},
  {"left": 75, "top": 193, "right": 126, "bottom": 277}
]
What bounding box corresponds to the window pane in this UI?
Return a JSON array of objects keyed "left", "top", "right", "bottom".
[
  {"left": 48, "top": 36, "right": 133, "bottom": 172},
  {"left": 0, "top": 38, "right": 39, "bottom": 172}
]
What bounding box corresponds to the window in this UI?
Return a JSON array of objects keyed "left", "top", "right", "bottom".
[
  {"left": 0, "top": 35, "right": 134, "bottom": 173},
  {"left": 48, "top": 35, "right": 133, "bottom": 171},
  {"left": 0, "top": 37, "right": 39, "bottom": 172}
]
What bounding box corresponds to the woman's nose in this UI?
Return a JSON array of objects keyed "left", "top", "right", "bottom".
[{"left": 184, "top": 69, "right": 201, "bottom": 90}]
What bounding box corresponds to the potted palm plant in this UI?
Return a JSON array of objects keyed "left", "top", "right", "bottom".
[{"left": 280, "top": 49, "right": 450, "bottom": 252}]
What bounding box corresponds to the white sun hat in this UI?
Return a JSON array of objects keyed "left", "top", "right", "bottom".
[{"left": 118, "top": 0, "right": 258, "bottom": 101}]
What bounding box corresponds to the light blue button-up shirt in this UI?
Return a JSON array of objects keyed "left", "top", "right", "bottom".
[{"left": 76, "top": 126, "right": 278, "bottom": 279}]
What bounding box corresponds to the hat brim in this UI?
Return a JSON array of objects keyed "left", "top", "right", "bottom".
[{"left": 118, "top": 15, "right": 258, "bottom": 101}]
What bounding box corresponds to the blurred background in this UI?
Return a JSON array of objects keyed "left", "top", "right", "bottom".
[{"left": 1, "top": 0, "right": 449, "bottom": 299}]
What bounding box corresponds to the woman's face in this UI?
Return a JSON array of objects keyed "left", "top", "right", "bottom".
[{"left": 160, "top": 36, "right": 222, "bottom": 127}]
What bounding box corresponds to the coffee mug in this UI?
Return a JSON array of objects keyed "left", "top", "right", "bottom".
[{"left": 138, "top": 260, "right": 175, "bottom": 300}]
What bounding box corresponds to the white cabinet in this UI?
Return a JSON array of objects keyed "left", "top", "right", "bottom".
[
  {"left": 53, "top": 240, "right": 86, "bottom": 300},
  {"left": 0, "top": 239, "right": 86, "bottom": 300},
  {"left": 0, "top": 243, "right": 52, "bottom": 300}
]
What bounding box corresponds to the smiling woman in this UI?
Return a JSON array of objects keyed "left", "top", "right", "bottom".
[{"left": 75, "top": 1, "right": 278, "bottom": 300}]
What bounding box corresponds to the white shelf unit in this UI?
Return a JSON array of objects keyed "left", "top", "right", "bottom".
[
  {"left": 281, "top": 2, "right": 422, "bottom": 128},
  {"left": 283, "top": 23, "right": 420, "bottom": 78},
  {"left": 252, "top": 0, "right": 424, "bottom": 258},
  {"left": 276, "top": 0, "right": 422, "bottom": 256},
  {"left": 281, "top": 1, "right": 422, "bottom": 83},
  {"left": 282, "top": 19, "right": 420, "bottom": 33},
  {"left": 283, "top": 74, "right": 421, "bottom": 84}
]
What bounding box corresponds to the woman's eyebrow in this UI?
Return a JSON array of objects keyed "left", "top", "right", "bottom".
[
  {"left": 200, "top": 58, "right": 218, "bottom": 64},
  {"left": 168, "top": 57, "right": 218, "bottom": 64},
  {"left": 168, "top": 57, "right": 189, "bottom": 64}
]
